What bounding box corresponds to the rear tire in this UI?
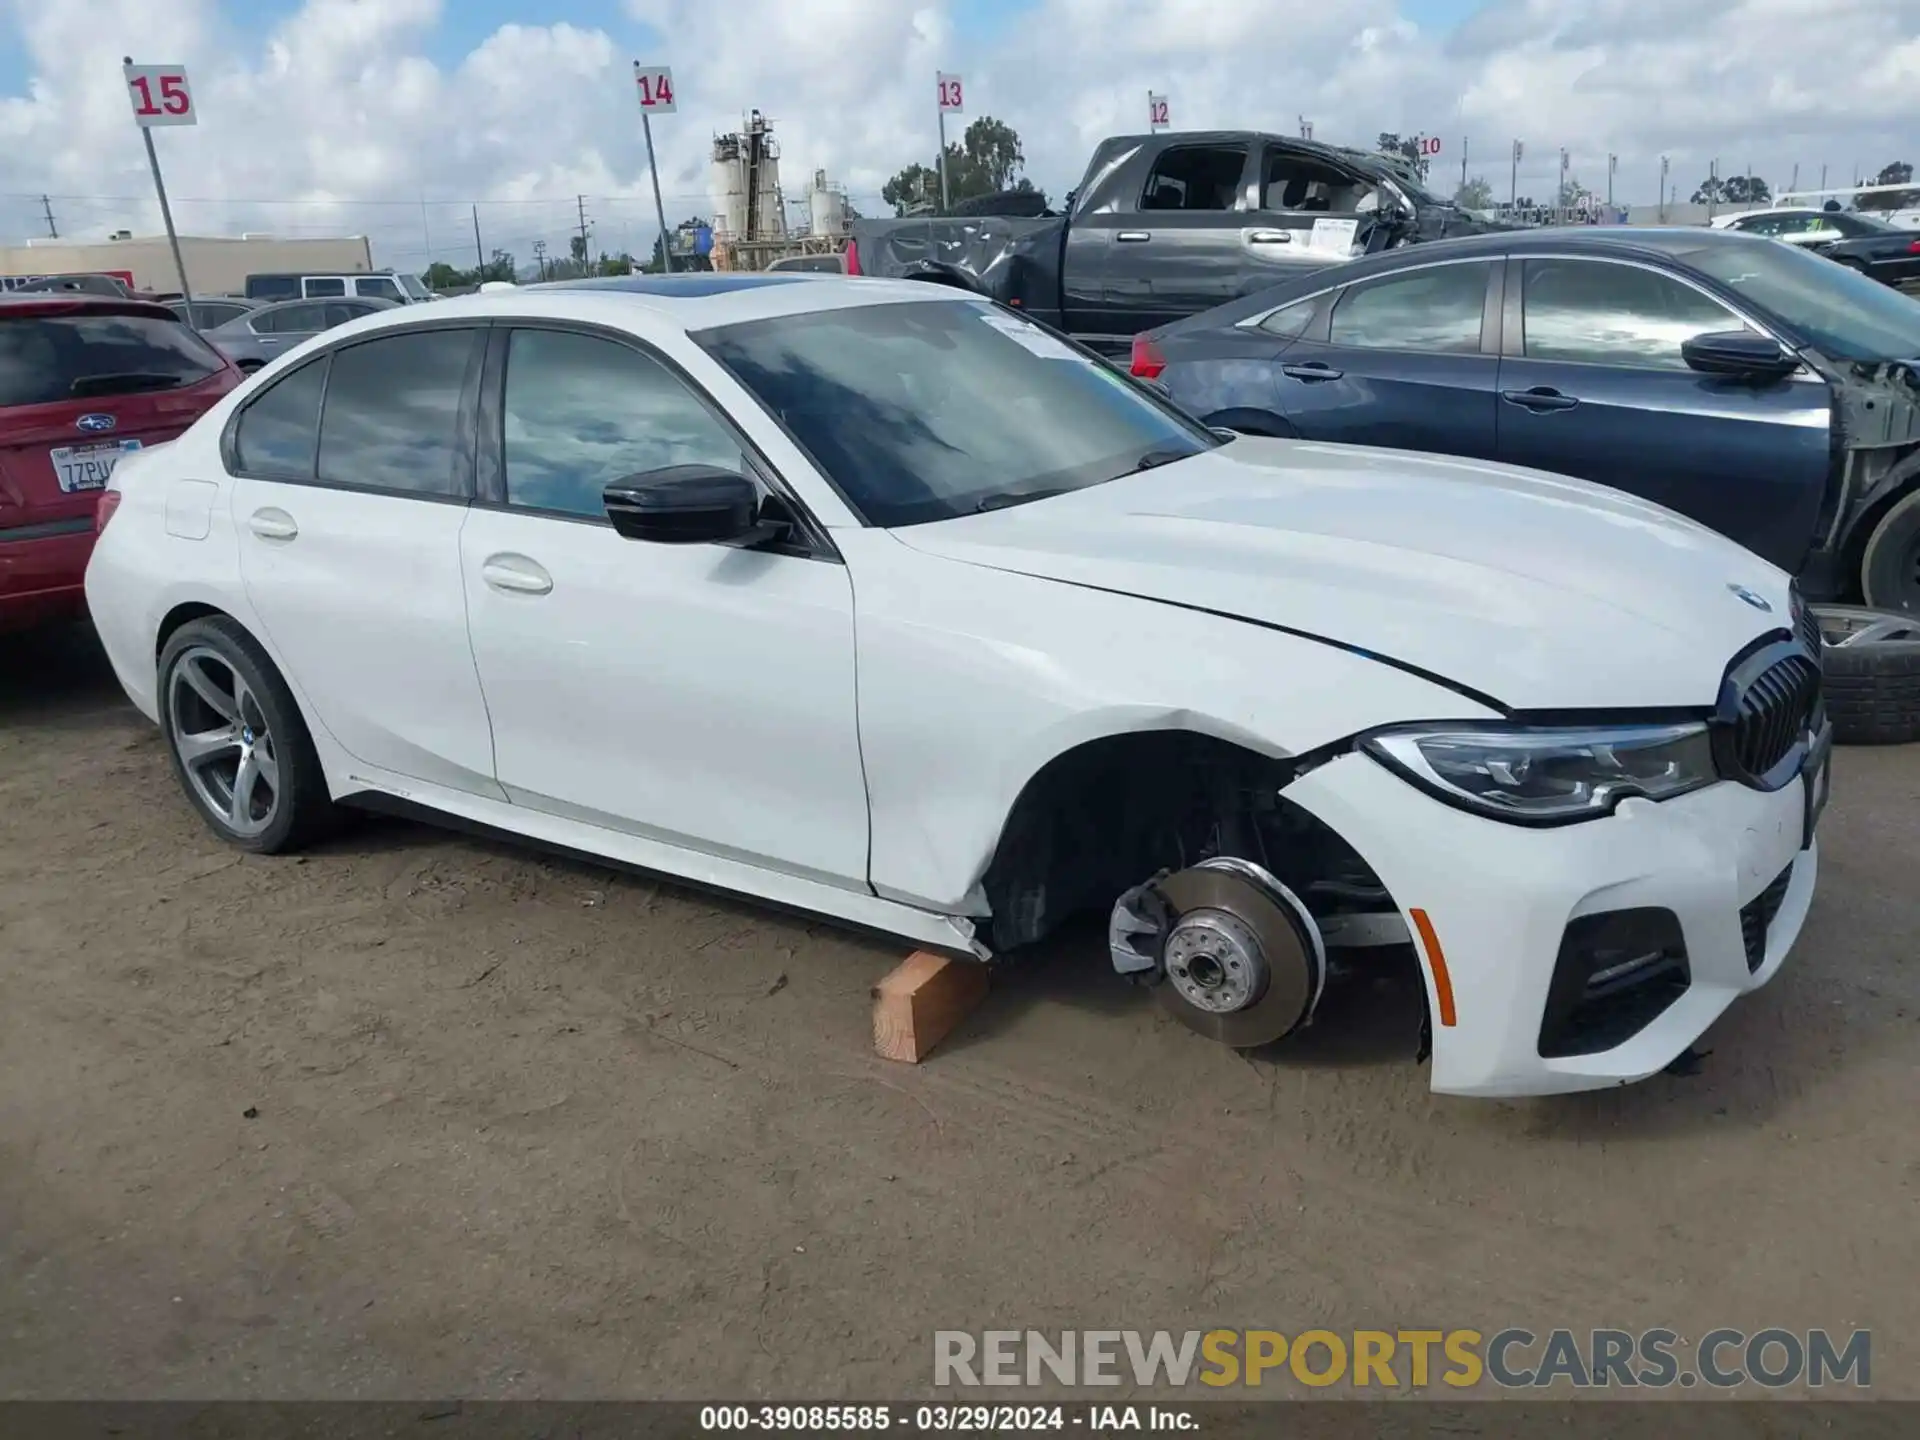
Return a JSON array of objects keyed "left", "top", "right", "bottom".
[
  {"left": 1860, "top": 486, "right": 1920, "bottom": 615},
  {"left": 1811, "top": 604, "right": 1920, "bottom": 745},
  {"left": 157, "top": 616, "right": 340, "bottom": 852}
]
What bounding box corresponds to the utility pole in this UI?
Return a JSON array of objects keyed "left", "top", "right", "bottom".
[
  {"left": 1606, "top": 154, "right": 1616, "bottom": 209},
  {"left": 1460, "top": 137, "right": 1468, "bottom": 193},
  {"left": 576, "top": 194, "right": 592, "bottom": 268},
  {"left": 40, "top": 195, "right": 57, "bottom": 238},
  {"left": 1298, "top": 115, "right": 1313, "bottom": 140},
  {"left": 1659, "top": 156, "right": 1669, "bottom": 222},
  {"left": 1707, "top": 158, "right": 1719, "bottom": 221},
  {"left": 532, "top": 239, "right": 547, "bottom": 282},
  {"left": 472, "top": 204, "right": 484, "bottom": 272},
  {"left": 1510, "top": 139, "right": 1522, "bottom": 213}
]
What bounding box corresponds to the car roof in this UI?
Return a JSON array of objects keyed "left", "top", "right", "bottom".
[
  {"left": 251, "top": 294, "right": 399, "bottom": 313},
  {"left": 0, "top": 292, "right": 179, "bottom": 322},
  {"left": 318, "top": 273, "right": 967, "bottom": 337}
]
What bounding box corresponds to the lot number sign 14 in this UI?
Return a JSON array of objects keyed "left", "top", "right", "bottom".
[
  {"left": 634, "top": 64, "right": 676, "bottom": 113},
  {"left": 124, "top": 62, "right": 196, "bottom": 126}
]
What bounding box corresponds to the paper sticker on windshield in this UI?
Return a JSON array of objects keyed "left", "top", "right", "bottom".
[
  {"left": 1308, "top": 217, "right": 1360, "bottom": 255},
  {"left": 979, "top": 311, "right": 1083, "bottom": 361}
]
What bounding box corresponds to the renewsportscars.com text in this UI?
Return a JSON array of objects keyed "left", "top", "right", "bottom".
[{"left": 933, "top": 1327, "right": 1871, "bottom": 1390}]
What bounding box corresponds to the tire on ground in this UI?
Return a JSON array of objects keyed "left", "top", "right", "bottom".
[
  {"left": 157, "top": 615, "right": 341, "bottom": 852},
  {"left": 1812, "top": 604, "right": 1920, "bottom": 746}
]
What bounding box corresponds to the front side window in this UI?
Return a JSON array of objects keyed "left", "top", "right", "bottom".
[
  {"left": 1674, "top": 236, "right": 1920, "bottom": 361},
  {"left": 698, "top": 298, "right": 1217, "bottom": 527},
  {"left": 316, "top": 328, "right": 477, "bottom": 497},
  {"left": 1523, "top": 260, "right": 1744, "bottom": 369},
  {"left": 1330, "top": 263, "right": 1490, "bottom": 354},
  {"left": 232, "top": 357, "right": 327, "bottom": 478},
  {"left": 304, "top": 277, "right": 347, "bottom": 298},
  {"left": 323, "top": 302, "right": 373, "bottom": 329},
  {"left": 358, "top": 277, "right": 403, "bottom": 301},
  {"left": 501, "top": 328, "right": 744, "bottom": 518},
  {"left": 196, "top": 302, "right": 248, "bottom": 329},
  {"left": 253, "top": 303, "right": 324, "bottom": 335},
  {"left": 1141, "top": 146, "right": 1247, "bottom": 212},
  {"left": 0, "top": 311, "right": 224, "bottom": 406}
]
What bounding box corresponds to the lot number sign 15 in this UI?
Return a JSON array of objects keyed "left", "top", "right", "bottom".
[{"left": 124, "top": 62, "right": 196, "bottom": 126}]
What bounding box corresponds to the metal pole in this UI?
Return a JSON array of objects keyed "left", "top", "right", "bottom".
[
  {"left": 1509, "top": 147, "right": 1517, "bottom": 212},
  {"left": 642, "top": 111, "right": 674, "bottom": 273},
  {"left": 140, "top": 126, "right": 192, "bottom": 306},
  {"left": 472, "top": 205, "right": 484, "bottom": 271},
  {"left": 1659, "top": 156, "right": 1669, "bottom": 222},
  {"left": 1460, "top": 137, "right": 1468, "bottom": 192},
  {"left": 937, "top": 106, "right": 951, "bottom": 212},
  {"left": 1708, "top": 158, "right": 1718, "bottom": 221},
  {"left": 41, "top": 194, "right": 58, "bottom": 238}
]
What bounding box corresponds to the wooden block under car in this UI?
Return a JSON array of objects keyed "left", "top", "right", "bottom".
[{"left": 872, "top": 950, "right": 990, "bottom": 1063}]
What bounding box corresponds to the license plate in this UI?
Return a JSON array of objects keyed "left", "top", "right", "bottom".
[
  {"left": 1801, "top": 723, "right": 1833, "bottom": 850},
  {"left": 49, "top": 438, "right": 142, "bottom": 493}
]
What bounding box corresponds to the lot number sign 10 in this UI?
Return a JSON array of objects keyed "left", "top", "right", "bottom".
[
  {"left": 634, "top": 64, "right": 676, "bottom": 113},
  {"left": 124, "top": 63, "right": 196, "bottom": 126}
]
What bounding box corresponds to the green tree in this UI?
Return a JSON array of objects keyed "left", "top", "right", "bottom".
[
  {"left": 1376, "top": 132, "right": 1431, "bottom": 181},
  {"left": 1858, "top": 161, "right": 1917, "bottom": 211},
  {"left": 422, "top": 261, "right": 463, "bottom": 291},
  {"left": 1454, "top": 177, "right": 1495, "bottom": 210},
  {"left": 1692, "top": 174, "right": 1770, "bottom": 206},
  {"left": 882, "top": 117, "right": 1043, "bottom": 214}
]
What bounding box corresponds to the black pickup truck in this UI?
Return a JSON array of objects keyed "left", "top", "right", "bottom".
[{"left": 848, "top": 130, "right": 1502, "bottom": 354}]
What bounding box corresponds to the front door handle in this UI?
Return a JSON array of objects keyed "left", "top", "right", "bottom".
[
  {"left": 1281, "top": 362, "right": 1344, "bottom": 382},
  {"left": 1501, "top": 387, "right": 1580, "bottom": 412},
  {"left": 1116, "top": 231, "right": 1152, "bottom": 243},
  {"left": 481, "top": 553, "right": 553, "bottom": 596},
  {"left": 1248, "top": 230, "right": 1293, "bottom": 244},
  {"left": 247, "top": 507, "right": 298, "bottom": 541}
]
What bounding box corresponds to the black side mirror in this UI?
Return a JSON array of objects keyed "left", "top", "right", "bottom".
[
  {"left": 1682, "top": 330, "right": 1798, "bottom": 380},
  {"left": 604, "top": 465, "right": 773, "bottom": 545}
]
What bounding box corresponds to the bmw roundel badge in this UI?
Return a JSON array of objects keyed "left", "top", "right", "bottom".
[
  {"left": 76, "top": 413, "right": 117, "bottom": 433},
  {"left": 1728, "top": 583, "right": 1772, "bottom": 613}
]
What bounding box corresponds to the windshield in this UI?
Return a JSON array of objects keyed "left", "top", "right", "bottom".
[
  {"left": 0, "top": 312, "right": 225, "bottom": 407},
  {"left": 396, "top": 273, "right": 432, "bottom": 300},
  {"left": 1680, "top": 238, "right": 1920, "bottom": 361},
  {"left": 696, "top": 298, "right": 1217, "bottom": 526}
]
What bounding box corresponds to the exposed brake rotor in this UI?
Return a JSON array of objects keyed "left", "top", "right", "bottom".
[{"left": 1117, "top": 857, "right": 1327, "bottom": 1049}]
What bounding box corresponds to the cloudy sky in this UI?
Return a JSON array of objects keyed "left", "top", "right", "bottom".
[{"left": 3, "top": 0, "right": 1918, "bottom": 272}]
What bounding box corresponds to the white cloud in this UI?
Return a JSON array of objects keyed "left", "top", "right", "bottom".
[{"left": 4, "top": 0, "right": 1920, "bottom": 271}]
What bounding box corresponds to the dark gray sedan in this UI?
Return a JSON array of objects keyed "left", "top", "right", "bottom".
[{"left": 203, "top": 296, "right": 397, "bottom": 370}]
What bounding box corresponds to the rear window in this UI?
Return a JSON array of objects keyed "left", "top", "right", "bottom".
[{"left": 0, "top": 311, "right": 226, "bottom": 407}]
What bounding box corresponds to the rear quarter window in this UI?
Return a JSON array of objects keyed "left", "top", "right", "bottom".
[{"left": 0, "top": 312, "right": 225, "bottom": 407}]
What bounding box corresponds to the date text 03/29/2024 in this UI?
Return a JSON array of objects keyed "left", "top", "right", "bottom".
[{"left": 699, "top": 1406, "right": 1190, "bottom": 1432}]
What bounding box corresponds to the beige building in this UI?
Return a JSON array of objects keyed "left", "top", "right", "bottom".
[{"left": 0, "top": 233, "right": 377, "bottom": 296}]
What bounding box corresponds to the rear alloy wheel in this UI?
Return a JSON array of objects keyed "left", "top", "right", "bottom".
[
  {"left": 1811, "top": 604, "right": 1920, "bottom": 746},
  {"left": 159, "top": 617, "right": 337, "bottom": 852}
]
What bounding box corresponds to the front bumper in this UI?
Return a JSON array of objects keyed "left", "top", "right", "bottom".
[{"left": 1283, "top": 750, "right": 1821, "bottom": 1097}]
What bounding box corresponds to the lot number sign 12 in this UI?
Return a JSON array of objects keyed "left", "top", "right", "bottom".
[{"left": 124, "top": 62, "right": 196, "bottom": 127}]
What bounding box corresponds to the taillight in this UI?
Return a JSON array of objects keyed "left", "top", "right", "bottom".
[
  {"left": 843, "top": 239, "right": 861, "bottom": 276},
  {"left": 1130, "top": 333, "right": 1167, "bottom": 379},
  {"left": 95, "top": 488, "right": 123, "bottom": 534},
  {"left": 1907, "top": 239, "right": 1920, "bottom": 254}
]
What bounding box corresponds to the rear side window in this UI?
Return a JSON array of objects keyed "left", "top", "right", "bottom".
[
  {"left": 317, "top": 329, "right": 478, "bottom": 497},
  {"left": 195, "top": 302, "right": 249, "bottom": 329},
  {"left": 232, "top": 358, "right": 328, "bottom": 478},
  {"left": 255, "top": 303, "right": 325, "bottom": 335},
  {"left": 0, "top": 312, "right": 225, "bottom": 407},
  {"left": 247, "top": 275, "right": 301, "bottom": 300},
  {"left": 1141, "top": 146, "right": 1247, "bottom": 212},
  {"left": 1330, "top": 263, "right": 1491, "bottom": 354},
  {"left": 1257, "top": 298, "right": 1318, "bottom": 339},
  {"left": 357, "top": 276, "right": 403, "bottom": 301},
  {"left": 323, "top": 302, "right": 369, "bottom": 329},
  {"left": 304, "top": 277, "right": 347, "bottom": 297}
]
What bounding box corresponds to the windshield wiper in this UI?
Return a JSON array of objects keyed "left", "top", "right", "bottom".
[
  {"left": 976, "top": 486, "right": 1072, "bottom": 513},
  {"left": 1127, "top": 448, "right": 1196, "bottom": 474},
  {"left": 69, "top": 371, "right": 186, "bottom": 397}
]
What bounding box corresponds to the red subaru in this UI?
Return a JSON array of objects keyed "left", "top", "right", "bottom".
[{"left": 0, "top": 293, "right": 242, "bottom": 633}]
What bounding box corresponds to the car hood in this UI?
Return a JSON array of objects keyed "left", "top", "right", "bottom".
[{"left": 892, "top": 438, "right": 1792, "bottom": 713}]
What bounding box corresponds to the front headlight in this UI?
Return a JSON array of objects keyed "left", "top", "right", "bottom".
[{"left": 1361, "top": 722, "right": 1718, "bottom": 824}]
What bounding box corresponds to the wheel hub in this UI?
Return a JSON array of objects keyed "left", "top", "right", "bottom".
[{"left": 1163, "top": 909, "right": 1266, "bottom": 1013}]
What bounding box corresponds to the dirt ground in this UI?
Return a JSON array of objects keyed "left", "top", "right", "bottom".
[{"left": 2, "top": 620, "right": 1917, "bottom": 1403}]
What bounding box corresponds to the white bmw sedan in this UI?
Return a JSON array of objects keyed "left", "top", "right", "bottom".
[{"left": 84, "top": 274, "right": 1832, "bottom": 1098}]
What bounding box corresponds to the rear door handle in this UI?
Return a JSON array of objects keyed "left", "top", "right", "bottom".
[
  {"left": 1248, "top": 230, "right": 1293, "bottom": 244},
  {"left": 481, "top": 553, "right": 553, "bottom": 596},
  {"left": 1501, "top": 387, "right": 1580, "bottom": 412},
  {"left": 1281, "top": 362, "right": 1344, "bottom": 382},
  {"left": 247, "top": 507, "right": 297, "bottom": 541},
  {"left": 1116, "top": 231, "right": 1152, "bottom": 243}
]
